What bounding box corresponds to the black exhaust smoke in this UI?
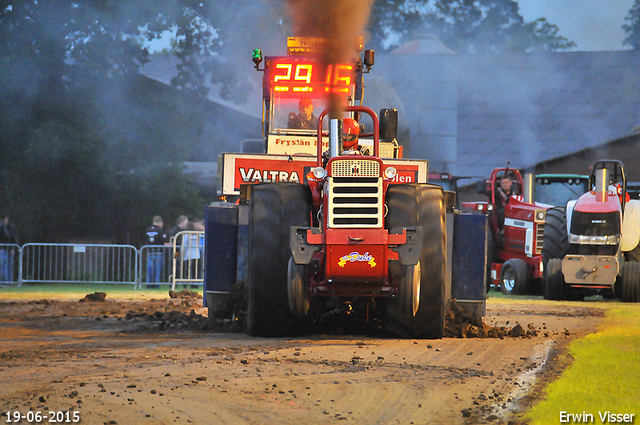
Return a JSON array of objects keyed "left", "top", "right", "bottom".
[{"left": 285, "top": 0, "right": 373, "bottom": 119}]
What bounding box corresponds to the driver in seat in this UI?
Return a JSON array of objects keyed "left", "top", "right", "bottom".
[{"left": 342, "top": 118, "right": 370, "bottom": 156}]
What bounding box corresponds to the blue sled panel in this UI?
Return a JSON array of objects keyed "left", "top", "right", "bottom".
[
  {"left": 451, "top": 213, "right": 487, "bottom": 301},
  {"left": 204, "top": 202, "right": 239, "bottom": 306}
]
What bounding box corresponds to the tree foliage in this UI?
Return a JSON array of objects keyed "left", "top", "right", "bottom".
[
  {"left": 368, "top": 0, "right": 576, "bottom": 53},
  {"left": 623, "top": 0, "right": 640, "bottom": 49},
  {"left": 0, "top": 0, "right": 208, "bottom": 244}
]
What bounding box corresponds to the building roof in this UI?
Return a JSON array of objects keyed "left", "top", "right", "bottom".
[
  {"left": 456, "top": 50, "right": 640, "bottom": 178},
  {"left": 390, "top": 34, "right": 456, "bottom": 55},
  {"left": 140, "top": 54, "right": 263, "bottom": 119}
]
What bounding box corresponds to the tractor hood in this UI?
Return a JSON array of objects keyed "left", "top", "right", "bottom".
[
  {"left": 573, "top": 191, "right": 622, "bottom": 214},
  {"left": 570, "top": 191, "right": 622, "bottom": 238}
]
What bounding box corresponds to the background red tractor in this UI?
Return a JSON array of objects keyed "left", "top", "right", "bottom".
[
  {"left": 464, "top": 167, "right": 544, "bottom": 295},
  {"left": 464, "top": 166, "right": 590, "bottom": 296}
]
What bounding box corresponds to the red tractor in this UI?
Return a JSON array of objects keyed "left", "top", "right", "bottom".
[
  {"left": 203, "top": 37, "right": 487, "bottom": 338},
  {"left": 463, "top": 167, "right": 548, "bottom": 295},
  {"left": 542, "top": 160, "right": 640, "bottom": 302},
  {"left": 249, "top": 105, "right": 449, "bottom": 338}
]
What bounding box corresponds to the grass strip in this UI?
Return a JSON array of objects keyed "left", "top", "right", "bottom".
[
  {"left": 0, "top": 283, "right": 199, "bottom": 300},
  {"left": 527, "top": 303, "right": 640, "bottom": 424}
]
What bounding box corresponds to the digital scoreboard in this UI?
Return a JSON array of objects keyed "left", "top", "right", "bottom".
[{"left": 265, "top": 58, "right": 354, "bottom": 97}]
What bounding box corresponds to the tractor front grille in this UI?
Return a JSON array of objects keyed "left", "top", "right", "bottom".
[
  {"left": 535, "top": 223, "right": 545, "bottom": 255},
  {"left": 331, "top": 159, "right": 379, "bottom": 177},
  {"left": 327, "top": 159, "right": 382, "bottom": 228}
]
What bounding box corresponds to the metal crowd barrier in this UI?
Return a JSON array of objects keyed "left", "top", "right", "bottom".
[
  {"left": 171, "top": 231, "right": 205, "bottom": 291},
  {"left": 20, "top": 243, "right": 138, "bottom": 286},
  {"left": 138, "top": 245, "right": 173, "bottom": 287},
  {"left": 0, "top": 240, "right": 207, "bottom": 289},
  {"left": 0, "top": 243, "right": 21, "bottom": 286}
]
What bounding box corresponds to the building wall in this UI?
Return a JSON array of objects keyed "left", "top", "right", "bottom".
[
  {"left": 534, "top": 133, "right": 640, "bottom": 182},
  {"left": 380, "top": 53, "right": 458, "bottom": 173}
]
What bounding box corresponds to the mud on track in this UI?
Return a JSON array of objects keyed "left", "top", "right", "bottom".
[{"left": 0, "top": 295, "right": 604, "bottom": 425}]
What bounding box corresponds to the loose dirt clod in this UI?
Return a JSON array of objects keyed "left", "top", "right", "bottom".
[
  {"left": 168, "top": 289, "right": 202, "bottom": 299},
  {"left": 80, "top": 292, "right": 107, "bottom": 302},
  {"left": 445, "top": 299, "right": 539, "bottom": 339}
]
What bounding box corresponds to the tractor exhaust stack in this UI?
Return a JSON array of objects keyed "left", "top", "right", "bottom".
[
  {"left": 329, "top": 118, "right": 342, "bottom": 159},
  {"left": 595, "top": 167, "right": 608, "bottom": 202},
  {"left": 523, "top": 170, "right": 535, "bottom": 205}
]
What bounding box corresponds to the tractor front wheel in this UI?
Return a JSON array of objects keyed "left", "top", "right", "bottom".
[
  {"left": 500, "top": 258, "right": 529, "bottom": 295},
  {"left": 396, "top": 262, "right": 422, "bottom": 318}
]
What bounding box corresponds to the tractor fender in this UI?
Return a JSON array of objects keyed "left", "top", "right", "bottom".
[
  {"left": 621, "top": 200, "right": 640, "bottom": 252},
  {"left": 565, "top": 200, "right": 577, "bottom": 235}
]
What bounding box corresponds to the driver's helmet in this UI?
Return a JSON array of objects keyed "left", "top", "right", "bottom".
[{"left": 342, "top": 118, "right": 360, "bottom": 149}]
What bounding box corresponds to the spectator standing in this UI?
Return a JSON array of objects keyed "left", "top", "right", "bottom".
[
  {"left": 194, "top": 219, "right": 205, "bottom": 280},
  {"left": 169, "top": 215, "right": 189, "bottom": 240},
  {"left": 169, "top": 215, "right": 189, "bottom": 281},
  {"left": 144, "top": 215, "right": 167, "bottom": 287},
  {"left": 0, "top": 214, "right": 19, "bottom": 283},
  {"left": 181, "top": 221, "right": 201, "bottom": 287}
]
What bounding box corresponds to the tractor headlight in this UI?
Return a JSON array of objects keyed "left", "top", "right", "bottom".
[
  {"left": 384, "top": 166, "right": 397, "bottom": 179},
  {"left": 535, "top": 209, "right": 546, "bottom": 223},
  {"left": 487, "top": 204, "right": 494, "bottom": 211},
  {"left": 313, "top": 167, "right": 326, "bottom": 179}
]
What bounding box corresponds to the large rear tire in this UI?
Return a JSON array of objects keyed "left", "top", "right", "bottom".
[
  {"left": 625, "top": 245, "right": 640, "bottom": 263},
  {"left": 500, "top": 258, "right": 529, "bottom": 295},
  {"left": 543, "top": 258, "right": 570, "bottom": 300},
  {"left": 621, "top": 261, "right": 640, "bottom": 302},
  {"left": 385, "top": 184, "right": 446, "bottom": 339},
  {"left": 247, "top": 183, "right": 311, "bottom": 337},
  {"left": 542, "top": 207, "right": 569, "bottom": 270}
]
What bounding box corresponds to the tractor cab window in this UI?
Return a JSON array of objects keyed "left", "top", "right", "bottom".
[
  {"left": 270, "top": 96, "right": 328, "bottom": 133},
  {"left": 535, "top": 177, "right": 589, "bottom": 206}
]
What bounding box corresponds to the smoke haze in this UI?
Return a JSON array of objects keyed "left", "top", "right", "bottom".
[
  {"left": 285, "top": 0, "right": 374, "bottom": 117},
  {"left": 518, "top": 0, "right": 635, "bottom": 51}
]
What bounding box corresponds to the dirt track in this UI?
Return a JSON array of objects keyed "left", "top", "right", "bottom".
[{"left": 0, "top": 293, "right": 604, "bottom": 425}]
